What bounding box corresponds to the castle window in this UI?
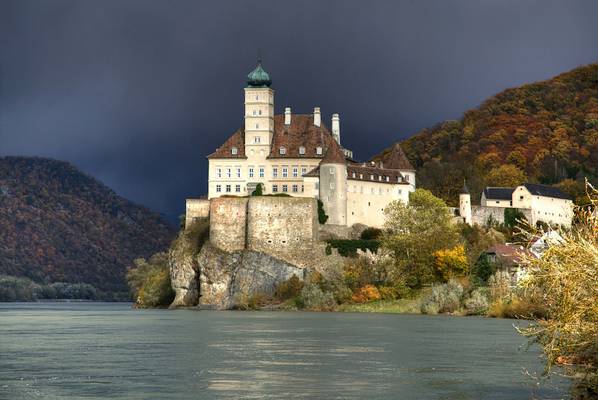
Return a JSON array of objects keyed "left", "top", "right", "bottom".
[
  {"left": 359, "top": 174, "right": 363, "bottom": 179},
  {"left": 352, "top": 172, "right": 356, "bottom": 178},
  {"left": 330, "top": 168, "right": 335, "bottom": 175},
  {"left": 292, "top": 184, "right": 298, "bottom": 192},
  {"left": 235, "top": 185, "right": 241, "bottom": 193},
  {"left": 258, "top": 109, "right": 262, "bottom": 115},
  {"left": 282, "top": 184, "right": 288, "bottom": 192},
  {"left": 405, "top": 175, "right": 409, "bottom": 182},
  {"left": 398, "top": 189, "right": 402, "bottom": 194},
  {"left": 315, "top": 182, "right": 319, "bottom": 190},
  {"left": 370, "top": 175, "right": 374, "bottom": 180},
  {"left": 255, "top": 95, "right": 258, "bottom": 100},
  {"left": 386, "top": 176, "right": 389, "bottom": 182},
  {"left": 316, "top": 146, "right": 323, "bottom": 155},
  {"left": 398, "top": 176, "right": 402, "bottom": 182},
  {"left": 378, "top": 176, "right": 382, "bottom": 181},
  {"left": 259, "top": 167, "right": 265, "bottom": 178},
  {"left": 216, "top": 184, "right": 221, "bottom": 193},
  {"left": 330, "top": 182, "right": 335, "bottom": 189},
  {"left": 292, "top": 167, "right": 298, "bottom": 177},
  {"left": 279, "top": 146, "right": 286, "bottom": 155},
  {"left": 254, "top": 136, "right": 261, "bottom": 144},
  {"left": 237, "top": 168, "right": 241, "bottom": 178},
  {"left": 255, "top": 124, "right": 259, "bottom": 129},
  {"left": 225, "top": 185, "right": 231, "bottom": 193},
  {"left": 231, "top": 147, "right": 238, "bottom": 155},
  {"left": 282, "top": 168, "right": 288, "bottom": 178},
  {"left": 301, "top": 167, "right": 307, "bottom": 175},
  {"left": 301, "top": 185, "right": 304, "bottom": 192},
  {"left": 216, "top": 168, "right": 222, "bottom": 178},
  {"left": 299, "top": 146, "right": 306, "bottom": 155},
  {"left": 273, "top": 168, "right": 278, "bottom": 178},
  {"left": 226, "top": 168, "right": 231, "bottom": 178},
  {"left": 252, "top": 110, "right": 256, "bottom": 116},
  {"left": 272, "top": 184, "right": 278, "bottom": 193},
  {"left": 368, "top": 202, "right": 371, "bottom": 206},
  {"left": 379, "top": 188, "right": 383, "bottom": 195},
  {"left": 249, "top": 167, "right": 254, "bottom": 178}
]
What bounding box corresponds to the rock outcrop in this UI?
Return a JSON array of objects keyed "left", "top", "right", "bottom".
[{"left": 197, "top": 243, "right": 305, "bottom": 309}]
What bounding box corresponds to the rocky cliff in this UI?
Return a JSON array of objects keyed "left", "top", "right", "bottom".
[{"left": 168, "top": 219, "right": 345, "bottom": 310}]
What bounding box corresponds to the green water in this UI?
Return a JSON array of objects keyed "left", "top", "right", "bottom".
[{"left": 0, "top": 302, "right": 568, "bottom": 399}]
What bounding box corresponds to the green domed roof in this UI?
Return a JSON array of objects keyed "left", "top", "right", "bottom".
[{"left": 247, "top": 62, "right": 272, "bottom": 88}]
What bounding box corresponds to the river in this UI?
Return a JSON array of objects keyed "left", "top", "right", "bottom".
[{"left": 0, "top": 302, "right": 568, "bottom": 399}]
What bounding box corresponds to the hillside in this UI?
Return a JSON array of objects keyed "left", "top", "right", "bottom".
[
  {"left": 0, "top": 157, "right": 176, "bottom": 295},
  {"left": 375, "top": 63, "right": 598, "bottom": 205}
]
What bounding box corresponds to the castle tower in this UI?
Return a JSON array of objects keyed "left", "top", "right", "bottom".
[
  {"left": 244, "top": 59, "right": 274, "bottom": 175},
  {"left": 459, "top": 181, "right": 472, "bottom": 225},
  {"left": 319, "top": 143, "right": 347, "bottom": 226}
]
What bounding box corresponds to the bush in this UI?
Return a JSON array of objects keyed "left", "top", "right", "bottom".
[
  {"left": 420, "top": 280, "right": 464, "bottom": 314},
  {"left": 327, "top": 239, "right": 380, "bottom": 257},
  {"left": 487, "top": 296, "right": 547, "bottom": 319},
  {"left": 433, "top": 245, "right": 469, "bottom": 281},
  {"left": 464, "top": 288, "right": 489, "bottom": 315},
  {"left": 360, "top": 227, "right": 382, "bottom": 240},
  {"left": 317, "top": 199, "right": 328, "bottom": 224},
  {"left": 471, "top": 253, "right": 497, "bottom": 285},
  {"left": 351, "top": 285, "right": 381, "bottom": 303},
  {"left": 251, "top": 183, "right": 263, "bottom": 196},
  {"left": 301, "top": 283, "right": 336, "bottom": 311},
  {"left": 126, "top": 252, "right": 175, "bottom": 308},
  {"left": 378, "top": 286, "right": 399, "bottom": 300},
  {"left": 274, "top": 275, "right": 304, "bottom": 301}
]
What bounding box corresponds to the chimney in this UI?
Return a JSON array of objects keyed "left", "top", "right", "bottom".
[
  {"left": 284, "top": 107, "right": 291, "bottom": 125},
  {"left": 332, "top": 113, "right": 340, "bottom": 144},
  {"left": 313, "top": 107, "right": 321, "bottom": 127}
]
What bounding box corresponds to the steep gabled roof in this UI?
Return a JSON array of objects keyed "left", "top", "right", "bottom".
[
  {"left": 320, "top": 138, "right": 346, "bottom": 164},
  {"left": 483, "top": 187, "right": 515, "bottom": 201},
  {"left": 485, "top": 243, "right": 535, "bottom": 265},
  {"left": 207, "top": 128, "right": 246, "bottom": 159},
  {"left": 370, "top": 142, "right": 414, "bottom": 171},
  {"left": 523, "top": 183, "right": 571, "bottom": 200}
]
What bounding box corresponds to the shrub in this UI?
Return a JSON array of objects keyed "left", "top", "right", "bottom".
[
  {"left": 433, "top": 245, "right": 469, "bottom": 281},
  {"left": 420, "top": 280, "right": 464, "bottom": 314},
  {"left": 351, "top": 285, "right": 381, "bottom": 303},
  {"left": 300, "top": 283, "right": 336, "bottom": 311},
  {"left": 378, "top": 286, "right": 399, "bottom": 300},
  {"left": 327, "top": 239, "right": 380, "bottom": 257},
  {"left": 360, "top": 227, "right": 382, "bottom": 240},
  {"left": 251, "top": 183, "right": 263, "bottom": 196},
  {"left": 317, "top": 199, "right": 328, "bottom": 224},
  {"left": 471, "top": 253, "right": 497, "bottom": 284},
  {"left": 127, "top": 252, "right": 174, "bottom": 308},
  {"left": 274, "top": 275, "right": 304, "bottom": 301},
  {"left": 464, "top": 288, "right": 489, "bottom": 315}
]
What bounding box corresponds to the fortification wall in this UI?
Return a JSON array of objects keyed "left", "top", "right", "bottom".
[
  {"left": 185, "top": 199, "right": 210, "bottom": 228},
  {"left": 246, "top": 196, "right": 318, "bottom": 254},
  {"left": 471, "top": 206, "right": 532, "bottom": 226},
  {"left": 209, "top": 197, "right": 248, "bottom": 252},
  {"left": 207, "top": 196, "right": 319, "bottom": 260}
]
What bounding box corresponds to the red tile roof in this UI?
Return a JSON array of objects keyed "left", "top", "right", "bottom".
[
  {"left": 370, "top": 142, "right": 415, "bottom": 171},
  {"left": 485, "top": 243, "right": 534, "bottom": 265},
  {"left": 207, "top": 114, "right": 340, "bottom": 160}
]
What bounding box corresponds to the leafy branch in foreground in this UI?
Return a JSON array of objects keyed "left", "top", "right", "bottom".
[{"left": 518, "top": 180, "right": 597, "bottom": 399}]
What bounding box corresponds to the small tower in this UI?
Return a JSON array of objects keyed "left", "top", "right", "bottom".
[
  {"left": 459, "top": 181, "right": 472, "bottom": 225},
  {"left": 319, "top": 143, "right": 347, "bottom": 226},
  {"left": 244, "top": 57, "right": 274, "bottom": 162}
]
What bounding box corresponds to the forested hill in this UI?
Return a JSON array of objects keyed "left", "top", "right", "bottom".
[
  {"left": 0, "top": 157, "right": 176, "bottom": 294},
  {"left": 378, "top": 63, "right": 598, "bottom": 206}
]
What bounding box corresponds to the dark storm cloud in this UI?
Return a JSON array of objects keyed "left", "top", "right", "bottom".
[{"left": 1, "top": 0, "right": 597, "bottom": 222}]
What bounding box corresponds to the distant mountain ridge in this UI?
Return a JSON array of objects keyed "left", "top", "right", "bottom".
[
  {"left": 0, "top": 157, "right": 176, "bottom": 294},
  {"left": 376, "top": 63, "right": 598, "bottom": 205}
]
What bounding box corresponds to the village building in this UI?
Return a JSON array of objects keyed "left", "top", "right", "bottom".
[
  {"left": 459, "top": 183, "right": 574, "bottom": 227},
  {"left": 202, "top": 60, "right": 416, "bottom": 228}
]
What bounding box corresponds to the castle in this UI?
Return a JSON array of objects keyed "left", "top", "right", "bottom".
[{"left": 188, "top": 60, "right": 416, "bottom": 228}]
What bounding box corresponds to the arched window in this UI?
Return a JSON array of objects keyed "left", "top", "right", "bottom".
[{"left": 279, "top": 146, "right": 286, "bottom": 155}]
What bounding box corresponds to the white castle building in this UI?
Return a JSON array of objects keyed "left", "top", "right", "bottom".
[
  {"left": 459, "top": 182, "right": 574, "bottom": 227},
  {"left": 203, "top": 60, "right": 416, "bottom": 228}
]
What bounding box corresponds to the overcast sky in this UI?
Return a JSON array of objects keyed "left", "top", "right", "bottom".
[{"left": 1, "top": 0, "right": 597, "bottom": 222}]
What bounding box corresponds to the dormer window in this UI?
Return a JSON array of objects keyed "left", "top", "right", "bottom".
[
  {"left": 299, "top": 146, "right": 306, "bottom": 155},
  {"left": 231, "top": 147, "right": 238, "bottom": 155},
  {"left": 370, "top": 175, "right": 374, "bottom": 180},
  {"left": 316, "top": 146, "right": 323, "bottom": 155},
  {"left": 352, "top": 172, "right": 356, "bottom": 178},
  {"left": 386, "top": 176, "right": 389, "bottom": 182},
  {"left": 279, "top": 146, "right": 286, "bottom": 155}
]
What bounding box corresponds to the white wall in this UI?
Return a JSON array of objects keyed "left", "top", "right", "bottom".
[{"left": 346, "top": 180, "right": 409, "bottom": 227}]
